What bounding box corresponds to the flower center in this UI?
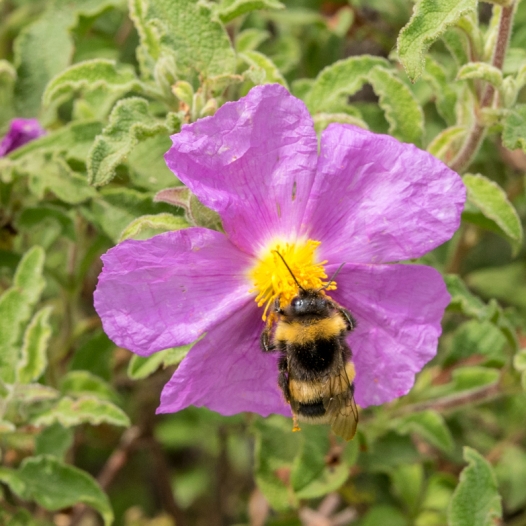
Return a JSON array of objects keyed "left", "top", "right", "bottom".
[{"left": 249, "top": 239, "right": 336, "bottom": 322}]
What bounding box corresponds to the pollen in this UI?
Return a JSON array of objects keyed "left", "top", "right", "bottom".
[{"left": 249, "top": 239, "right": 336, "bottom": 322}]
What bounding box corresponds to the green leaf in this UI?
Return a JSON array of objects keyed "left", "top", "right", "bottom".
[
  {"left": 119, "top": 213, "right": 189, "bottom": 241},
  {"left": 89, "top": 187, "right": 175, "bottom": 242},
  {"left": 448, "top": 320, "right": 507, "bottom": 367},
  {"left": 423, "top": 57, "right": 458, "bottom": 125},
  {"left": 26, "top": 156, "right": 97, "bottom": 205},
  {"left": 17, "top": 306, "right": 53, "bottom": 384},
  {"left": 452, "top": 367, "right": 500, "bottom": 391},
  {"left": 33, "top": 396, "right": 130, "bottom": 428},
  {"left": 397, "top": 411, "right": 453, "bottom": 453},
  {"left": 14, "top": 384, "right": 60, "bottom": 403},
  {"left": 128, "top": 134, "right": 179, "bottom": 191},
  {"left": 0, "top": 59, "right": 16, "bottom": 127},
  {"left": 463, "top": 173, "right": 523, "bottom": 253},
  {"left": 427, "top": 126, "right": 466, "bottom": 162},
  {"left": 35, "top": 424, "right": 74, "bottom": 460},
  {"left": 14, "top": 456, "right": 113, "bottom": 526},
  {"left": 235, "top": 28, "right": 270, "bottom": 53},
  {"left": 397, "top": 0, "right": 477, "bottom": 82},
  {"left": 290, "top": 425, "right": 349, "bottom": 499},
  {"left": 390, "top": 463, "right": 424, "bottom": 516},
  {"left": 129, "top": 0, "right": 236, "bottom": 82},
  {"left": 215, "top": 0, "right": 284, "bottom": 24},
  {"left": 0, "top": 247, "right": 45, "bottom": 383},
  {"left": 13, "top": 0, "right": 123, "bottom": 117},
  {"left": 305, "top": 55, "right": 389, "bottom": 113},
  {"left": 60, "top": 371, "right": 119, "bottom": 403},
  {"left": 127, "top": 345, "right": 192, "bottom": 380},
  {"left": 502, "top": 104, "right": 526, "bottom": 151},
  {"left": 7, "top": 120, "right": 103, "bottom": 163},
  {"left": 448, "top": 447, "right": 502, "bottom": 526},
  {"left": 457, "top": 62, "right": 503, "bottom": 88},
  {"left": 154, "top": 187, "right": 223, "bottom": 231},
  {"left": 252, "top": 416, "right": 299, "bottom": 511},
  {"left": 513, "top": 349, "right": 526, "bottom": 372},
  {"left": 17, "top": 206, "right": 76, "bottom": 242},
  {"left": 313, "top": 112, "right": 369, "bottom": 134},
  {"left": 88, "top": 97, "right": 170, "bottom": 186},
  {"left": 43, "top": 59, "right": 142, "bottom": 108},
  {"left": 241, "top": 51, "right": 288, "bottom": 87},
  {"left": 368, "top": 66, "right": 424, "bottom": 146}
]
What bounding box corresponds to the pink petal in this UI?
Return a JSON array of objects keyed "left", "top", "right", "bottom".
[
  {"left": 165, "top": 84, "right": 318, "bottom": 254},
  {"left": 94, "top": 228, "right": 254, "bottom": 355},
  {"left": 158, "top": 301, "right": 291, "bottom": 417},
  {"left": 329, "top": 263, "right": 450, "bottom": 407},
  {"left": 305, "top": 124, "right": 465, "bottom": 264}
]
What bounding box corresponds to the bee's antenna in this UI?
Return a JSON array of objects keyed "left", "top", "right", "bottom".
[
  {"left": 273, "top": 251, "right": 306, "bottom": 292},
  {"left": 319, "top": 262, "right": 346, "bottom": 292}
]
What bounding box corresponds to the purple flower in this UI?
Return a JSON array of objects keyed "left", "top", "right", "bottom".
[
  {"left": 0, "top": 118, "right": 45, "bottom": 157},
  {"left": 94, "top": 84, "right": 465, "bottom": 416}
]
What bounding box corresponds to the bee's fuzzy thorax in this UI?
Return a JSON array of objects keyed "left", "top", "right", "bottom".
[{"left": 274, "top": 313, "right": 347, "bottom": 346}]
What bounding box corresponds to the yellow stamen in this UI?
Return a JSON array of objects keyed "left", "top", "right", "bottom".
[{"left": 249, "top": 239, "right": 336, "bottom": 322}]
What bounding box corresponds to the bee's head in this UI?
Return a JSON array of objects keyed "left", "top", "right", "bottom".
[{"left": 284, "top": 289, "right": 330, "bottom": 318}]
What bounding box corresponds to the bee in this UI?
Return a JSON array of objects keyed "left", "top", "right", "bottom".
[{"left": 260, "top": 252, "right": 359, "bottom": 441}]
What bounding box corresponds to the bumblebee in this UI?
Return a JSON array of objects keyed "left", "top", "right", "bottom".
[{"left": 261, "top": 253, "right": 359, "bottom": 441}]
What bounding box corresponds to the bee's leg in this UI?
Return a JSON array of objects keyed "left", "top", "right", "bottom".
[
  {"left": 277, "top": 354, "right": 291, "bottom": 402},
  {"left": 339, "top": 307, "right": 356, "bottom": 332},
  {"left": 292, "top": 413, "right": 301, "bottom": 433},
  {"left": 260, "top": 328, "right": 276, "bottom": 352}
]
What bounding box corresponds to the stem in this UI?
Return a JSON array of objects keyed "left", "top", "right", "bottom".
[
  {"left": 448, "top": 2, "right": 516, "bottom": 173},
  {"left": 393, "top": 382, "right": 503, "bottom": 417}
]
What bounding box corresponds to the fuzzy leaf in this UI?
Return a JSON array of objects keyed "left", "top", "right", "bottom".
[
  {"left": 235, "top": 28, "right": 270, "bottom": 53},
  {"left": 457, "top": 62, "right": 503, "bottom": 87},
  {"left": 423, "top": 57, "right": 458, "bottom": 125},
  {"left": 397, "top": 0, "right": 477, "bottom": 81},
  {"left": 368, "top": 66, "right": 424, "bottom": 146},
  {"left": 305, "top": 55, "right": 389, "bottom": 113},
  {"left": 8, "top": 120, "right": 103, "bottom": 162},
  {"left": 0, "top": 59, "right": 16, "bottom": 127},
  {"left": 59, "top": 371, "right": 119, "bottom": 403},
  {"left": 43, "top": 59, "right": 142, "bottom": 107},
  {"left": 291, "top": 425, "right": 350, "bottom": 499},
  {"left": 13, "top": 456, "right": 113, "bottom": 526},
  {"left": 35, "top": 424, "right": 74, "bottom": 460},
  {"left": 129, "top": 0, "right": 236, "bottom": 82},
  {"left": 87, "top": 97, "right": 169, "bottom": 186},
  {"left": 427, "top": 126, "right": 466, "bottom": 162},
  {"left": 241, "top": 51, "right": 288, "bottom": 87},
  {"left": 0, "top": 247, "right": 45, "bottom": 383},
  {"left": 513, "top": 349, "right": 526, "bottom": 372},
  {"left": 397, "top": 411, "right": 453, "bottom": 453},
  {"left": 463, "top": 173, "right": 523, "bottom": 253},
  {"left": 502, "top": 104, "right": 526, "bottom": 152},
  {"left": 215, "top": 0, "right": 284, "bottom": 24},
  {"left": 17, "top": 306, "right": 53, "bottom": 384},
  {"left": 33, "top": 396, "right": 130, "bottom": 428},
  {"left": 89, "top": 187, "right": 175, "bottom": 242},
  {"left": 127, "top": 345, "right": 192, "bottom": 380},
  {"left": 448, "top": 447, "right": 502, "bottom": 526},
  {"left": 119, "top": 213, "right": 189, "bottom": 241},
  {"left": 13, "top": 0, "right": 123, "bottom": 116},
  {"left": 444, "top": 274, "right": 487, "bottom": 320}
]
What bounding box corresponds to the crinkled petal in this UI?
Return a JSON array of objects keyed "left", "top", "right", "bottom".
[
  {"left": 305, "top": 124, "right": 465, "bottom": 264},
  {"left": 0, "top": 118, "right": 45, "bottom": 157},
  {"left": 94, "top": 228, "right": 254, "bottom": 355},
  {"left": 158, "top": 300, "right": 291, "bottom": 417},
  {"left": 329, "top": 263, "right": 450, "bottom": 407},
  {"left": 165, "top": 84, "right": 318, "bottom": 254}
]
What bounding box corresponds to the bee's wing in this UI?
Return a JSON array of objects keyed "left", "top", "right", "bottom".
[{"left": 322, "top": 366, "right": 359, "bottom": 441}]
